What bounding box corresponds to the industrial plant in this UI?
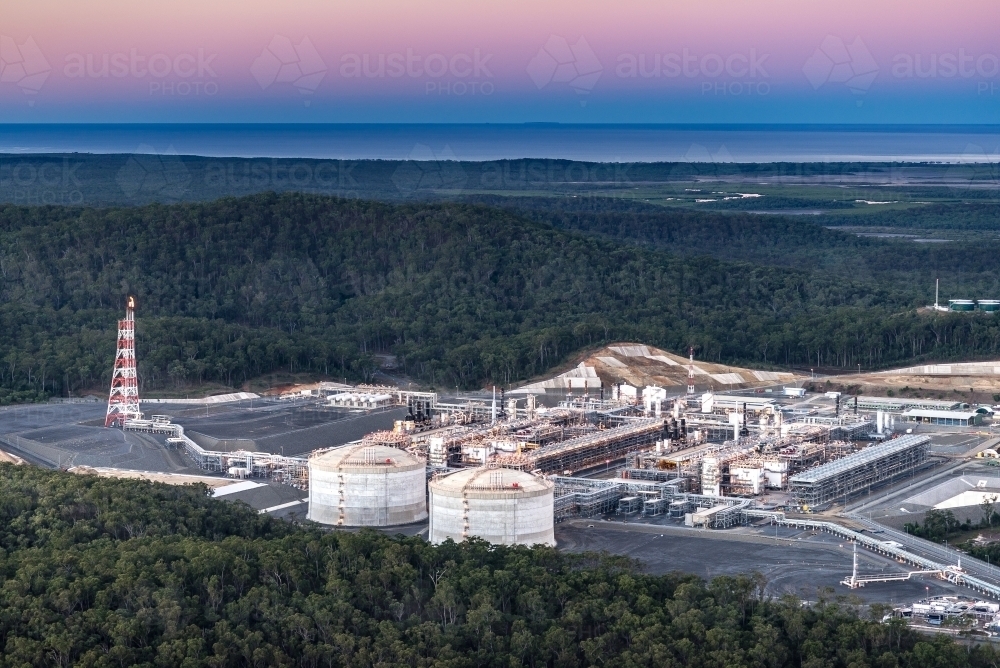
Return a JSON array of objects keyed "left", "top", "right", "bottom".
[
  {"left": 7, "top": 300, "right": 1000, "bottom": 604},
  {"left": 87, "top": 301, "right": 969, "bottom": 539}
]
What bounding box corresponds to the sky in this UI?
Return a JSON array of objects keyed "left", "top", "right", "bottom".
[{"left": 2, "top": 0, "right": 999, "bottom": 124}]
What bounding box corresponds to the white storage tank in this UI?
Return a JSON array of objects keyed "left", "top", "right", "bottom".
[
  {"left": 429, "top": 467, "right": 555, "bottom": 547},
  {"left": 308, "top": 444, "right": 427, "bottom": 526}
]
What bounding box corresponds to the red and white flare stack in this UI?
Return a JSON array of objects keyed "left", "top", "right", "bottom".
[{"left": 105, "top": 296, "right": 142, "bottom": 427}]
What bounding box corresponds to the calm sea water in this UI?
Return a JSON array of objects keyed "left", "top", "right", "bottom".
[{"left": 1, "top": 124, "right": 999, "bottom": 162}]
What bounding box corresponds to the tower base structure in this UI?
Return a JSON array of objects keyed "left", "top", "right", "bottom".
[{"left": 105, "top": 296, "right": 142, "bottom": 427}]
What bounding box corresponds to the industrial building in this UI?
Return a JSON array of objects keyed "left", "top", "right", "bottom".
[
  {"left": 854, "top": 396, "right": 967, "bottom": 412},
  {"left": 308, "top": 443, "right": 427, "bottom": 526},
  {"left": 494, "top": 418, "right": 666, "bottom": 474},
  {"left": 638, "top": 431, "right": 855, "bottom": 496},
  {"left": 788, "top": 434, "right": 931, "bottom": 508},
  {"left": 327, "top": 391, "right": 395, "bottom": 410},
  {"left": 428, "top": 467, "right": 555, "bottom": 546},
  {"left": 552, "top": 471, "right": 753, "bottom": 528},
  {"left": 949, "top": 300, "right": 977, "bottom": 312},
  {"left": 700, "top": 393, "right": 779, "bottom": 416},
  {"left": 945, "top": 299, "right": 1000, "bottom": 313},
  {"left": 901, "top": 409, "right": 980, "bottom": 427}
]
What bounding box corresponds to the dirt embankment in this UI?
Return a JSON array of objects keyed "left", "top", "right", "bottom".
[{"left": 811, "top": 372, "right": 1000, "bottom": 405}]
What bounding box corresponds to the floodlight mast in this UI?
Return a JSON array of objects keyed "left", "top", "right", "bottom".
[{"left": 105, "top": 296, "right": 142, "bottom": 427}]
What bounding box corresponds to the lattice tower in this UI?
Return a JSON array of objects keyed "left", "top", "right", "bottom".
[{"left": 105, "top": 296, "right": 141, "bottom": 427}]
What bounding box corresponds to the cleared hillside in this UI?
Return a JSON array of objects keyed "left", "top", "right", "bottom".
[{"left": 516, "top": 343, "right": 802, "bottom": 393}]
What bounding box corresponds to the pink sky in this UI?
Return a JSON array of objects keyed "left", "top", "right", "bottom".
[{"left": 4, "top": 0, "right": 999, "bottom": 122}]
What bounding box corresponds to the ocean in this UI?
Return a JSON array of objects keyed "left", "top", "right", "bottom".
[{"left": 1, "top": 124, "right": 1000, "bottom": 163}]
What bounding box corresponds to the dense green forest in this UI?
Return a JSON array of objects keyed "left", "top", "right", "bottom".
[
  {"left": 0, "top": 154, "right": 927, "bottom": 206},
  {"left": 4, "top": 192, "right": 1000, "bottom": 402},
  {"left": 466, "top": 195, "right": 1000, "bottom": 289},
  {"left": 816, "top": 202, "right": 1000, "bottom": 230},
  {"left": 2, "top": 153, "right": 996, "bottom": 209},
  {"left": 0, "top": 464, "right": 994, "bottom": 667}
]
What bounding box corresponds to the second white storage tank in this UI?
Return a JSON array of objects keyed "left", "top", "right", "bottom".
[{"left": 429, "top": 467, "right": 555, "bottom": 546}]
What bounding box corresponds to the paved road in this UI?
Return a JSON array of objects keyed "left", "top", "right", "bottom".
[
  {"left": 851, "top": 514, "right": 1000, "bottom": 586},
  {"left": 556, "top": 519, "right": 971, "bottom": 602}
]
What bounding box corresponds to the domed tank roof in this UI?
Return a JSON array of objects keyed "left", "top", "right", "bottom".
[
  {"left": 430, "top": 467, "right": 552, "bottom": 499},
  {"left": 311, "top": 443, "right": 424, "bottom": 472}
]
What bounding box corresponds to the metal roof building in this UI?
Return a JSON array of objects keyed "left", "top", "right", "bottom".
[
  {"left": 789, "top": 434, "right": 931, "bottom": 508},
  {"left": 901, "top": 409, "right": 980, "bottom": 426},
  {"left": 853, "top": 396, "right": 966, "bottom": 412},
  {"left": 701, "top": 394, "right": 779, "bottom": 415}
]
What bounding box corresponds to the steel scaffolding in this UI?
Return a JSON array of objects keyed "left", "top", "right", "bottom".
[
  {"left": 552, "top": 474, "right": 686, "bottom": 519},
  {"left": 553, "top": 478, "right": 622, "bottom": 519},
  {"left": 789, "top": 434, "right": 931, "bottom": 507},
  {"left": 129, "top": 420, "right": 310, "bottom": 489},
  {"left": 508, "top": 419, "right": 665, "bottom": 474}
]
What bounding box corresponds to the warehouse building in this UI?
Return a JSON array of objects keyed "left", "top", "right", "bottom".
[
  {"left": 789, "top": 434, "right": 931, "bottom": 508},
  {"left": 901, "top": 409, "right": 980, "bottom": 427},
  {"left": 700, "top": 393, "right": 779, "bottom": 415},
  {"left": 853, "top": 396, "right": 966, "bottom": 412}
]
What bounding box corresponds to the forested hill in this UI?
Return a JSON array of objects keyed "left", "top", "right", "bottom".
[
  {"left": 0, "top": 464, "right": 994, "bottom": 667},
  {"left": 2, "top": 193, "right": 1000, "bottom": 402},
  {"left": 462, "top": 195, "right": 1000, "bottom": 288}
]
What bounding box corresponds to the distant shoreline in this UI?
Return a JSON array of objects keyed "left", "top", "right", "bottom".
[{"left": 1, "top": 124, "right": 999, "bottom": 163}]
